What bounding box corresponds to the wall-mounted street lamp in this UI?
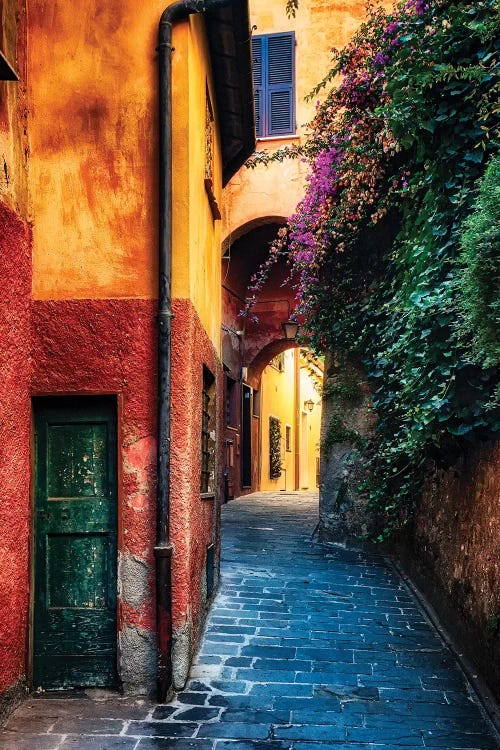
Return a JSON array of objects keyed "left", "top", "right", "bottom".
[
  {"left": 304, "top": 399, "right": 315, "bottom": 412},
  {"left": 282, "top": 319, "right": 299, "bottom": 340}
]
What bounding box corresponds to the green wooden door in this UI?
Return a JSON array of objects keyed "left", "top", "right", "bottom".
[{"left": 33, "top": 397, "right": 118, "bottom": 690}]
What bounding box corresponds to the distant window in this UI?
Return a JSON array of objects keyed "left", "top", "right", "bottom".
[
  {"left": 285, "top": 424, "right": 292, "bottom": 452},
  {"left": 201, "top": 367, "right": 216, "bottom": 494},
  {"left": 204, "top": 87, "right": 221, "bottom": 220},
  {"left": 253, "top": 389, "right": 261, "bottom": 418},
  {"left": 269, "top": 352, "right": 285, "bottom": 372},
  {"left": 205, "top": 88, "right": 214, "bottom": 182},
  {"left": 252, "top": 32, "right": 295, "bottom": 137},
  {"left": 316, "top": 456, "right": 320, "bottom": 488}
]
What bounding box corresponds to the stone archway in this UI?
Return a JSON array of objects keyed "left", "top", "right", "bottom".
[
  {"left": 220, "top": 216, "right": 375, "bottom": 522},
  {"left": 221, "top": 218, "right": 298, "bottom": 383},
  {"left": 221, "top": 219, "right": 301, "bottom": 498},
  {"left": 246, "top": 338, "right": 300, "bottom": 390},
  {"left": 222, "top": 215, "right": 288, "bottom": 257}
]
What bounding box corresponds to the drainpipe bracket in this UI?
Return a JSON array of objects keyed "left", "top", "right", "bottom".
[
  {"left": 154, "top": 544, "right": 174, "bottom": 558},
  {"left": 157, "top": 311, "right": 176, "bottom": 332},
  {"left": 156, "top": 42, "right": 174, "bottom": 53}
]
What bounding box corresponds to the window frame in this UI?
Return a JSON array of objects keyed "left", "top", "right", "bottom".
[
  {"left": 201, "top": 367, "right": 216, "bottom": 497},
  {"left": 252, "top": 31, "right": 296, "bottom": 138}
]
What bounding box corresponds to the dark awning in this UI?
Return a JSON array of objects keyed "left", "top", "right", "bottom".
[{"left": 205, "top": 1, "right": 256, "bottom": 186}]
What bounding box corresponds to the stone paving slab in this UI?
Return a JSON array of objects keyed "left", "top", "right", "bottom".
[{"left": 1, "top": 492, "right": 499, "bottom": 749}]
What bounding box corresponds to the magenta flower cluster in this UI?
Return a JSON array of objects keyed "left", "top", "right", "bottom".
[{"left": 243, "top": 0, "right": 433, "bottom": 334}]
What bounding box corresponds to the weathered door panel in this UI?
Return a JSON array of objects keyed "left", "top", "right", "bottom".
[{"left": 33, "top": 398, "right": 118, "bottom": 690}]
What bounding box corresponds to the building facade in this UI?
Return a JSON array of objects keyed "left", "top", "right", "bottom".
[
  {"left": 0, "top": 0, "right": 253, "bottom": 716},
  {"left": 259, "top": 349, "right": 322, "bottom": 493},
  {"left": 221, "top": 0, "right": 382, "bottom": 499}
]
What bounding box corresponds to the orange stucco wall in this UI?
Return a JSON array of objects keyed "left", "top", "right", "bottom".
[
  {"left": 29, "top": 0, "right": 161, "bottom": 300},
  {"left": 0, "top": 1, "right": 31, "bottom": 711},
  {"left": 29, "top": 4, "right": 222, "bottom": 348},
  {"left": 300, "top": 360, "right": 322, "bottom": 490}
]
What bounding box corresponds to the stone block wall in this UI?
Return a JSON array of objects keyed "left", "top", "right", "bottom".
[
  {"left": 319, "top": 354, "right": 376, "bottom": 542},
  {"left": 408, "top": 442, "right": 500, "bottom": 700}
]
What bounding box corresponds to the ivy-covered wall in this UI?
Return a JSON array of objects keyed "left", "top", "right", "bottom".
[{"left": 269, "top": 416, "right": 282, "bottom": 480}]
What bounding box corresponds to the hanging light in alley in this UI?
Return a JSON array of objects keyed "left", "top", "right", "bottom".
[
  {"left": 304, "top": 399, "right": 315, "bottom": 412},
  {"left": 282, "top": 319, "right": 299, "bottom": 340}
]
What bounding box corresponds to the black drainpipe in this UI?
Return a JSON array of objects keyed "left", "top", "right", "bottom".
[{"left": 155, "top": 0, "right": 234, "bottom": 703}]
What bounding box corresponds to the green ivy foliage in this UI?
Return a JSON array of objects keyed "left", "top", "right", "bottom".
[
  {"left": 356, "top": 2, "right": 500, "bottom": 536},
  {"left": 269, "top": 416, "right": 282, "bottom": 479},
  {"left": 457, "top": 155, "right": 500, "bottom": 368},
  {"left": 249, "top": 0, "right": 500, "bottom": 538},
  {"left": 322, "top": 377, "right": 363, "bottom": 403},
  {"left": 322, "top": 413, "right": 365, "bottom": 452}
]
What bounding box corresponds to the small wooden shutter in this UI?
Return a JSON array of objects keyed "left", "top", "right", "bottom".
[
  {"left": 267, "top": 34, "right": 294, "bottom": 136},
  {"left": 252, "top": 33, "right": 295, "bottom": 137},
  {"left": 252, "top": 36, "right": 264, "bottom": 137}
]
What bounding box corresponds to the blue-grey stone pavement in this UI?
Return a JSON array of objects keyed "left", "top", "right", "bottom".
[{"left": 2, "top": 491, "right": 498, "bottom": 750}]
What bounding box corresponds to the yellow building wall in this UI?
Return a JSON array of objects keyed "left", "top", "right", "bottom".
[
  {"left": 259, "top": 348, "right": 322, "bottom": 492},
  {"left": 28, "top": 3, "right": 222, "bottom": 346},
  {"left": 223, "top": 0, "right": 392, "bottom": 241},
  {"left": 299, "top": 361, "right": 322, "bottom": 491},
  {"left": 182, "top": 15, "right": 223, "bottom": 347},
  {"left": 260, "top": 349, "right": 296, "bottom": 492}
]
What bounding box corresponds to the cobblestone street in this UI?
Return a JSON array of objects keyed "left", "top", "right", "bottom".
[{"left": 1, "top": 492, "right": 498, "bottom": 750}]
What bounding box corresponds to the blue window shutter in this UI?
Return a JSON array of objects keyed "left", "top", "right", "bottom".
[
  {"left": 267, "top": 33, "right": 294, "bottom": 136},
  {"left": 252, "top": 33, "right": 295, "bottom": 137},
  {"left": 251, "top": 36, "right": 264, "bottom": 137}
]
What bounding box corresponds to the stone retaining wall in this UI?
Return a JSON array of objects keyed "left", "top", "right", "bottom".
[{"left": 407, "top": 441, "right": 500, "bottom": 700}]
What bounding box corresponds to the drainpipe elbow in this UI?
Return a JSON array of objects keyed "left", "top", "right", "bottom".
[
  {"left": 159, "top": 1, "right": 202, "bottom": 44},
  {"left": 159, "top": 0, "right": 233, "bottom": 45}
]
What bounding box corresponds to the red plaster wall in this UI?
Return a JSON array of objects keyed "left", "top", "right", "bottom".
[
  {"left": 1, "top": 294, "right": 222, "bottom": 699},
  {"left": 31, "top": 298, "right": 158, "bottom": 639},
  {"left": 411, "top": 442, "right": 500, "bottom": 698},
  {"left": 0, "top": 205, "right": 31, "bottom": 698},
  {"left": 170, "top": 299, "right": 223, "bottom": 651}
]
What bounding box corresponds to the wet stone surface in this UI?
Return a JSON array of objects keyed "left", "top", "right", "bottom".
[{"left": 1, "top": 492, "right": 499, "bottom": 749}]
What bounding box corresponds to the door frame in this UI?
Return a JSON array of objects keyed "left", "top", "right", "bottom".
[
  {"left": 241, "top": 384, "right": 252, "bottom": 489},
  {"left": 300, "top": 410, "right": 309, "bottom": 489},
  {"left": 29, "top": 394, "right": 120, "bottom": 690}
]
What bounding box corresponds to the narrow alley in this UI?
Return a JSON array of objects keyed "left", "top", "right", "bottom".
[{"left": 1, "top": 492, "right": 498, "bottom": 750}]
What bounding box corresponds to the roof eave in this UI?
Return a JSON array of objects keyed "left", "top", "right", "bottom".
[{"left": 205, "top": 1, "right": 256, "bottom": 186}]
